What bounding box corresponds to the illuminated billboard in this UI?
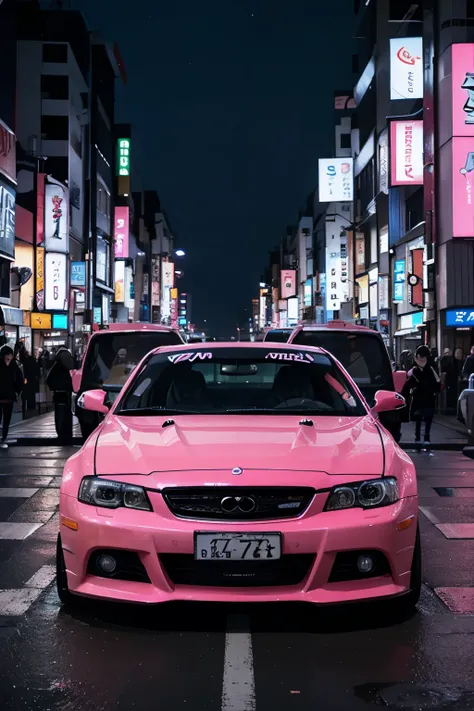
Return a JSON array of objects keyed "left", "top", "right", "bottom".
[
  {"left": 114, "top": 206, "right": 129, "bottom": 258},
  {"left": 390, "top": 120, "right": 423, "bottom": 186},
  {"left": 390, "top": 37, "right": 423, "bottom": 100},
  {"left": 318, "top": 158, "right": 353, "bottom": 202},
  {"left": 117, "top": 138, "right": 131, "bottom": 176}
]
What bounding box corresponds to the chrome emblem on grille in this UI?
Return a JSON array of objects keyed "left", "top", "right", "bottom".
[
  {"left": 220, "top": 496, "right": 256, "bottom": 513},
  {"left": 232, "top": 467, "right": 243, "bottom": 476}
]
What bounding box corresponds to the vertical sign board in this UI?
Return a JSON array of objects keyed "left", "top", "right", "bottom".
[
  {"left": 36, "top": 246, "right": 45, "bottom": 311},
  {"left": 0, "top": 180, "right": 15, "bottom": 258},
  {"left": 45, "top": 252, "right": 67, "bottom": 311},
  {"left": 451, "top": 44, "right": 474, "bottom": 138},
  {"left": 318, "top": 159, "right": 353, "bottom": 202},
  {"left": 390, "top": 37, "right": 423, "bottom": 100},
  {"left": 390, "top": 121, "right": 424, "bottom": 186},
  {"left": 114, "top": 206, "right": 130, "bottom": 258},
  {"left": 117, "top": 139, "right": 131, "bottom": 176},
  {"left": 71, "top": 262, "right": 86, "bottom": 287},
  {"left": 280, "top": 270, "right": 296, "bottom": 299},
  {"left": 393, "top": 259, "right": 406, "bottom": 302},
  {"left": 44, "top": 180, "right": 69, "bottom": 253}
]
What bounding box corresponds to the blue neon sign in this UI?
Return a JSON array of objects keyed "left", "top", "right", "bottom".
[
  {"left": 446, "top": 309, "right": 474, "bottom": 327},
  {"left": 393, "top": 259, "right": 406, "bottom": 302}
]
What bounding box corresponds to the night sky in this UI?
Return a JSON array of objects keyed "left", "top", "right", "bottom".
[{"left": 73, "top": 0, "right": 354, "bottom": 335}]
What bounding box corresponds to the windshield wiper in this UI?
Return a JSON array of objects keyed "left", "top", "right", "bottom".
[{"left": 117, "top": 407, "right": 198, "bottom": 416}]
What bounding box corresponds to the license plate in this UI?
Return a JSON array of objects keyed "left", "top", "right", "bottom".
[{"left": 195, "top": 532, "right": 281, "bottom": 561}]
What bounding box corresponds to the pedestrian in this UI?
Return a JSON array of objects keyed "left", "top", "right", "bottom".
[
  {"left": 46, "top": 345, "right": 75, "bottom": 441},
  {"left": 0, "top": 345, "right": 24, "bottom": 449},
  {"left": 440, "top": 348, "right": 457, "bottom": 411},
  {"left": 402, "top": 344, "right": 442, "bottom": 445},
  {"left": 18, "top": 344, "right": 39, "bottom": 419},
  {"left": 462, "top": 346, "right": 474, "bottom": 382}
]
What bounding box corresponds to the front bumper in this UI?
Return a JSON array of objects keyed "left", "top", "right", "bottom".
[{"left": 60, "top": 492, "right": 418, "bottom": 605}]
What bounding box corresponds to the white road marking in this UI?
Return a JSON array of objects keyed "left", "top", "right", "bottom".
[
  {"left": 0, "top": 475, "right": 53, "bottom": 485},
  {"left": 0, "top": 488, "right": 39, "bottom": 498},
  {"left": 0, "top": 522, "right": 43, "bottom": 540},
  {"left": 25, "top": 565, "right": 56, "bottom": 589},
  {"left": 0, "top": 588, "right": 43, "bottom": 615},
  {"left": 419, "top": 506, "right": 440, "bottom": 525},
  {"left": 221, "top": 615, "right": 256, "bottom": 711}
]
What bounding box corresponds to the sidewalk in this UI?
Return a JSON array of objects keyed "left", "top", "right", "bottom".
[
  {"left": 7, "top": 410, "right": 81, "bottom": 442},
  {"left": 401, "top": 414, "right": 467, "bottom": 449}
]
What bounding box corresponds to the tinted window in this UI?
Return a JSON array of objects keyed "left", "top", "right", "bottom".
[
  {"left": 264, "top": 330, "right": 292, "bottom": 343},
  {"left": 41, "top": 115, "right": 69, "bottom": 141},
  {"left": 81, "top": 331, "right": 182, "bottom": 391},
  {"left": 118, "top": 347, "right": 366, "bottom": 417},
  {"left": 42, "top": 44, "right": 68, "bottom": 63},
  {"left": 291, "top": 331, "right": 392, "bottom": 402},
  {"left": 41, "top": 75, "right": 69, "bottom": 100}
]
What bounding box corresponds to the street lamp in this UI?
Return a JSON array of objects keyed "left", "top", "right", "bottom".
[{"left": 175, "top": 249, "right": 185, "bottom": 257}]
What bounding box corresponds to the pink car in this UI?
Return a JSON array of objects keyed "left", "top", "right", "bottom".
[{"left": 57, "top": 341, "right": 420, "bottom": 612}]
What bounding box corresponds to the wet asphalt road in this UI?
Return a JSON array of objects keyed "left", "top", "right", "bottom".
[{"left": 0, "top": 446, "right": 473, "bottom": 711}]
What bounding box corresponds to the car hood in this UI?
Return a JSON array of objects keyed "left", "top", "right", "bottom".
[{"left": 94, "top": 414, "right": 384, "bottom": 478}]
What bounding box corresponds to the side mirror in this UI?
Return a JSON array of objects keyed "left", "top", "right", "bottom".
[
  {"left": 71, "top": 370, "right": 82, "bottom": 393},
  {"left": 393, "top": 370, "right": 407, "bottom": 393},
  {"left": 79, "top": 389, "right": 109, "bottom": 414},
  {"left": 371, "top": 390, "right": 406, "bottom": 415}
]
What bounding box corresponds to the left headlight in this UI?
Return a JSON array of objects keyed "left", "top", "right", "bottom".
[
  {"left": 324, "top": 477, "right": 399, "bottom": 511},
  {"left": 78, "top": 476, "right": 152, "bottom": 511}
]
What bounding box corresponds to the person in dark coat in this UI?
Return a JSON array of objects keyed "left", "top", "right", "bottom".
[
  {"left": 462, "top": 346, "right": 474, "bottom": 382},
  {"left": 440, "top": 348, "right": 457, "bottom": 411},
  {"left": 402, "top": 344, "right": 442, "bottom": 444},
  {"left": 46, "top": 346, "right": 75, "bottom": 440},
  {"left": 18, "top": 345, "right": 40, "bottom": 419},
  {"left": 0, "top": 345, "right": 24, "bottom": 448}
]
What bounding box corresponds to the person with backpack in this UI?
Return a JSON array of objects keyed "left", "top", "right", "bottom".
[
  {"left": 402, "top": 345, "right": 442, "bottom": 445},
  {"left": 0, "top": 345, "right": 24, "bottom": 448},
  {"left": 46, "top": 345, "right": 75, "bottom": 441}
]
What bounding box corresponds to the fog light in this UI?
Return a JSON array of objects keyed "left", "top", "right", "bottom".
[
  {"left": 97, "top": 554, "right": 117, "bottom": 574},
  {"left": 357, "top": 555, "right": 374, "bottom": 574}
]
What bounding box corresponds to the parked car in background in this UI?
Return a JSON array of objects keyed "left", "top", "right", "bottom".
[
  {"left": 263, "top": 328, "right": 294, "bottom": 343},
  {"left": 265, "top": 321, "right": 406, "bottom": 442},
  {"left": 72, "top": 323, "right": 184, "bottom": 440},
  {"left": 57, "top": 341, "right": 419, "bottom": 614}
]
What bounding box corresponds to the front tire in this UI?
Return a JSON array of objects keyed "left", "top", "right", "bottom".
[{"left": 56, "top": 534, "right": 76, "bottom": 606}]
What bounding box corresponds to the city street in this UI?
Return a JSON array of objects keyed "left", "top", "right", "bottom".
[{"left": 0, "top": 444, "right": 473, "bottom": 711}]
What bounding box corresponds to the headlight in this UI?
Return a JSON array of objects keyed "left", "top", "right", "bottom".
[
  {"left": 325, "top": 477, "right": 399, "bottom": 511},
  {"left": 78, "top": 476, "right": 152, "bottom": 511}
]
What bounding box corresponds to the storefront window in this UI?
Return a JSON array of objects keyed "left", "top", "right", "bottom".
[{"left": 5, "top": 327, "right": 17, "bottom": 349}]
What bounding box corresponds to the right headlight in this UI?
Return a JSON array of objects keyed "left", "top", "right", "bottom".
[
  {"left": 324, "top": 477, "right": 399, "bottom": 511},
  {"left": 78, "top": 476, "right": 152, "bottom": 511}
]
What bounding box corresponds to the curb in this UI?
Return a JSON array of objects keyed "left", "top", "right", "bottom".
[
  {"left": 5, "top": 437, "right": 83, "bottom": 447},
  {"left": 400, "top": 442, "right": 466, "bottom": 452}
]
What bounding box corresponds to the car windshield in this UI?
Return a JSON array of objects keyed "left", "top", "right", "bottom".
[
  {"left": 290, "top": 331, "right": 393, "bottom": 404},
  {"left": 81, "top": 331, "right": 183, "bottom": 392},
  {"left": 264, "top": 330, "right": 293, "bottom": 343},
  {"left": 116, "top": 347, "right": 366, "bottom": 416}
]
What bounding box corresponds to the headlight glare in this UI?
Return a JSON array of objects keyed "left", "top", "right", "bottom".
[
  {"left": 325, "top": 477, "right": 399, "bottom": 511},
  {"left": 78, "top": 476, "right": 152, "bottom": 511}
]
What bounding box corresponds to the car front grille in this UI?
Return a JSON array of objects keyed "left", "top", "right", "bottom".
[
  {"left": 162, "top": 487, "right": 315, "bottom": 521},
  {"left": 159, "top": 554, "right": 315, "bottom": 587}
]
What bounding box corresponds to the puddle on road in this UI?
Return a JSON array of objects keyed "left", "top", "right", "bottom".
[{"left": 354, "top": 682, "right": 473, "bottom": 709}]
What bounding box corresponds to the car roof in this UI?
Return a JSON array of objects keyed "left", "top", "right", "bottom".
[
  {"left": 89, "top": 323, "right": 180, "bottom": 337},
  {"left": 289, "top": 321, "right": 380, "bottom": 336},
  {"left": 149, "top": 341, "right": 328, "bottom": 356}
]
